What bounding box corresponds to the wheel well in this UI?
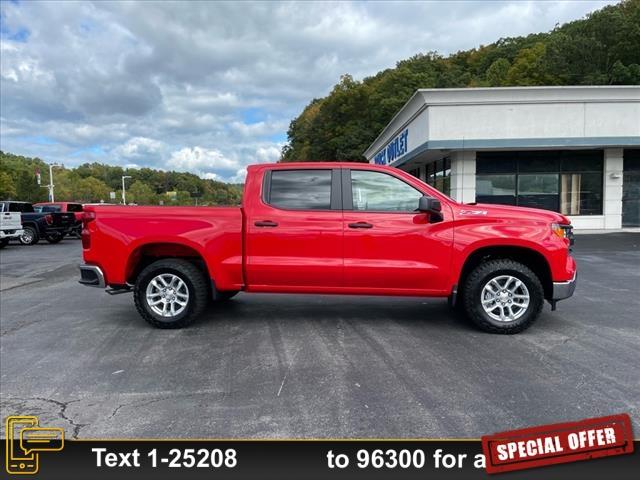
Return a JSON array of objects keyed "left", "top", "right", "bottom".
[
  {"left": 458, "top": 246, "right": 553, "bottom": 300},
  {"left": 126, "top": 243, "right": 211, "bottom": 285}
]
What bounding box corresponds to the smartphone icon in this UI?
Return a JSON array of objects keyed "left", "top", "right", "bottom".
[{"left": 6, "top": 416, "right": 39, "bottom": 474}]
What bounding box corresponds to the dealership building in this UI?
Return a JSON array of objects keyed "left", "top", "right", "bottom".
[{"left": 364, "top": 86, "right": 640, "bottom": 229}]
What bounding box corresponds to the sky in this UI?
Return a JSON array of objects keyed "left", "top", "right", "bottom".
[{"left": 0, "top": 0, "right": 616, "bottom": 183}]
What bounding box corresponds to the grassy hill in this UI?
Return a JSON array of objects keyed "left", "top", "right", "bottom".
[{"left": 0, "top": 151, "right": 243, "bottom": 205}]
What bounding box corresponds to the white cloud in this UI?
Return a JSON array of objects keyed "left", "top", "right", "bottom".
[
  {"left": 254, "top": 145, "right": 282, "bottom": 164},
  {"left": 114, "top": 137, "right": 165, "bottom": 160},
  {"left": 169, "top": 146, "right": 239, "bottom": 172},
  {"left": 229, "top": 168, "right": 247, "bottom": 184},
  {"left": 0, "top": 0, "right": 616, "bottom": 182}
]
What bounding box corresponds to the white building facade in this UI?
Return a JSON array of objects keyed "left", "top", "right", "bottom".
[{"left": 363, "top": 86, "right": 640, "bottom": 229}]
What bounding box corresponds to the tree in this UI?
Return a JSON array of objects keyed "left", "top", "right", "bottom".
[
  {"left": 506, "top": 43, "right": 557, "bottom": 85},
  {"left": 611, "top": 61, "right": 640, "bottom": 84},
  {"left": 0, "top": 171, "right": 17, "bottom": 199},
  {"left": 75, "top": 177, "right": 110, "bottom": 203},
  {"left": 128, "top": 181, "right": 157, "bottom": 205},
  {"left": 1, "top": 151, "right": 243, "bottom": 206},
  {"left": 16, "top": 170, "right": 46, "bottom": 202},
  {"left": 485, "top": 58, "right": 511, "bottom": 86}
]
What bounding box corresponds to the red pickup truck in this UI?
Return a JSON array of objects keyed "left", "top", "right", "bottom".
[
  {"left": 34, "top": 202, "right": 85, "bottom": 237},
  {"left": 79, "top": 162, "right": 576, "bottom": 333}
]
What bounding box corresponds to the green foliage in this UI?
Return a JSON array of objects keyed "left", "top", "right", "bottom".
[
  {"left": 282, "top": 0, "right": 640, "bottom": 162},
  {"left": 127, "top": 181, "right": 157, "bottom": 205},
  {"left": 485, "top": 58, "right": 511, "bottom": 87},
  {"left": 74, "top": 177, "right": 110, "bottom": 203},
  {"left": 0, "top": 171, "right": 17, "bottom": 199},
  {"left": 0, "top": 151, "right": 243, "bottom": 205}
]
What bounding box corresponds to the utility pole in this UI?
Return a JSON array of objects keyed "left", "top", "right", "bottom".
[
  {"left": 121, "top": 175, "right": 132, "bottom": 205},
  {"left": 46, "top": 163, "right": 61, "bottom": 202}
]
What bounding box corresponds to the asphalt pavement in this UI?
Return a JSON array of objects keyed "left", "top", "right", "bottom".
[{"left": 0, "top": 234, "right": 638, "bottom": 439}]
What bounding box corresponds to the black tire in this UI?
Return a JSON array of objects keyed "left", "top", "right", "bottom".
[
  {"left": 45, "top": 232, "right": 64, "bottom": 244},
  {"left": 19, "top": 226, "right": 39, "bottom": 245},
  {"left": 134, "top": 259, "right": 209, "bottom": 329},
  {"left": 216, "top": 290, "right": 239, "bottom": 301},
  {"left": 462, "top": 259, "right": 544, "bottom": 334},
  {"left": 0, "top": 238, "right": 9, "bottom": 248}
]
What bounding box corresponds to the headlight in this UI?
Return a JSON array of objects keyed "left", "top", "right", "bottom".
[{"left": 551, "top": 223, "right": 574, "bottom": 247}]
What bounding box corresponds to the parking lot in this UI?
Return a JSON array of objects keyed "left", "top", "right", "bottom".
[{"left": 1, "top": 234, "right": 639, "bottom": 439}]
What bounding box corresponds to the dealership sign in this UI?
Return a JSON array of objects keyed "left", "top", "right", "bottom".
[{"left": 373, "top": 128, "right": 409, "bottom": 165}]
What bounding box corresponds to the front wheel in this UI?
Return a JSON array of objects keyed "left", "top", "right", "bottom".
[
  {"left": 134, "top": 259, "right": 209, "bottom": 329},
  {"left": 19, "top": 226, "right": 39, "bottom": 245},
  {"left": 0, "top": 238, "right": 9, "bottom": 248},
  {"left": 462, "top": 259, "right": 544, "bottom": 334}
]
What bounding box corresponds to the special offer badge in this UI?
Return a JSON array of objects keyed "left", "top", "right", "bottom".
[{"left": 482, "top": 413, "right": 634, "bottom": 474}]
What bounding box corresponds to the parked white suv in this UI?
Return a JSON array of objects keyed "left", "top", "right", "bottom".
[{"left": 0, "top": 203, "right": 23, "bottom": 248}]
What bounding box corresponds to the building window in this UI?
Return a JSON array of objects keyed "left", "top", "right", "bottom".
[
  {"left": 622, "top": 149, "right": 640, "bottom": 227},
  {"left": 476, "top": 151, "right": 603, "bottom": 215},
  {"left": 425, "top": 157, "right": 450, "bottom": 196},
  {"left": 408, "top": 168, "right": 421, "bottom": 179}
]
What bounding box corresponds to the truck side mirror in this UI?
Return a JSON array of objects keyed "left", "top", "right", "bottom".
[
  {"left": 418, "top": 196, "right": 443, "bottom": 223},
  {"left": 418, "top": 196, "right": 441, "bottom": 214}
]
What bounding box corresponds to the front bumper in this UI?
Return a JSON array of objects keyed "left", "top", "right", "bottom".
[
  {"left": 552, "top": 271, "right": 577, "bottom": 301},
  {"left": 0, "top": 229, "right": 24, "bottom": 239},
  {"left": 79, "top": 264, "right": 106, "bottom": 288}
]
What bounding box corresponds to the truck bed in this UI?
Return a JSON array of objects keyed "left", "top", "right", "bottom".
[{"left": 82, "top": 205, "right": 244, "bottom": 289}]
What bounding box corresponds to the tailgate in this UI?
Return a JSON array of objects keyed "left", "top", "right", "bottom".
[
  {"left": 52, "top": 212, "right": 76, "bottom": 227},
  {"left": 0, "top": 212, "right": 22, "bottom": 230}
]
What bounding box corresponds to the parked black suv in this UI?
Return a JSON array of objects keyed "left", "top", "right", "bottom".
[{"left": 0, "top": 201, "right": 75, "bottom": 245}]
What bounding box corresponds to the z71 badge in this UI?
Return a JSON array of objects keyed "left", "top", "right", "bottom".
[{"left": 459, "top": 210, "right": 488, "bottom": 215}]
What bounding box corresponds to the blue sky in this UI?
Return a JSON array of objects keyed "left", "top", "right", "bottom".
[{"left": 0, "top": 0, "right": 616, "bottom": 182}]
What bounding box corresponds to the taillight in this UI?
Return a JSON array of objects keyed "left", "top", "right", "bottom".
[
  {"left": 44, "top": 214, "right": 53, "bottom": 225},
  {"left": 82, "top": 211, "right": 96, "bottom": 227},
  {"left": 81, "top": 211, "right": 96, "bottom": 249}
]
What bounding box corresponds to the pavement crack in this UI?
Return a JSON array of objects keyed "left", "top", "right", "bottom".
[{"left": 5, "top": 396, "right": 89, "bottom": 439}]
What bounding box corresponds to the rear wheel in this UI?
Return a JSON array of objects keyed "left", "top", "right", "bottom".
[
  {"left": 134, "top": 259, "right": 209, "bottom": 329},
  {"left": 45, "top": 232, "right": 64, "bottom": 244},
  {"left": 0, "top": 238, "right": 9, "bottom": 248},
  {"left": 462, "top": 259, "right": 544, "bottom": 334},
  {"left": 19, "top": 226, "right": 39, "bottom": 245}
]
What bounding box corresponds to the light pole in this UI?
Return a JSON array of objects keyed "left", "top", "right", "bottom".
[
  {"left": 46, "top": 163, "right": 61, "bottom": 202},
  {"left": 121, "top": 175, "right": 132, "bottom": 205}
]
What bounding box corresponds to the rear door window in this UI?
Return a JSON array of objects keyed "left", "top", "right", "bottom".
[
  {"left": 67, "top": 203, "right": 83, "bottom": 212},
  {"left": 266, "top": 170, "right": 334, "bottom": 210},
  {"left": 9, "top": 203, "right": 34, "bottom": 213}
]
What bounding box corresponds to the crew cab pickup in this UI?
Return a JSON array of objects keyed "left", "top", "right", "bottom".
[
  {"left": 0, "top": 201, "right": 76, "bottom": 245},
  {"left": 34, "top": 202, "right": 85, "bottom": 237},
  {"left": 79, "top": 162, "right": 576, "bottom": 333},
  {"left": 0, "top": 203, "right": 23, "bottom": 248}
]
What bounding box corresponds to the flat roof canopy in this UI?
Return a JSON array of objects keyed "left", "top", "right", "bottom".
[{"left": 364, "top": 86, "right": 640, "bottom": 169}]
